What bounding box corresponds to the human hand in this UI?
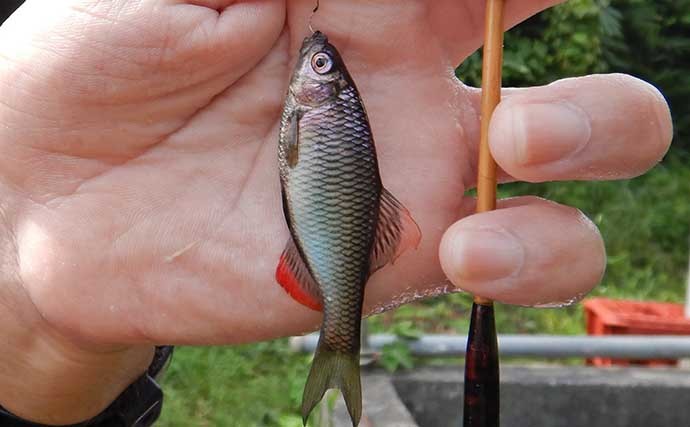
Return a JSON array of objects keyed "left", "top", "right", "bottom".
[{"left": 0, "top": 0, "right": 671, "bottom": 423}]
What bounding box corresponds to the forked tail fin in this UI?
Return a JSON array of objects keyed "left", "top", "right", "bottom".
[{"left": 301, "top": 341, "right": 361, "bottom": 426}]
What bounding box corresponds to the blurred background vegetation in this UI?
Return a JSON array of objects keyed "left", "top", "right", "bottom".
[
  {"left": 1, "top": 0, "right": 688, "bottom": 426},
  {"left": 160, "top": 1, "right": 690, "bottom": 425}
]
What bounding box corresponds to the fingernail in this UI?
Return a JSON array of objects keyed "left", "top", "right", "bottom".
[
  {"left": 443, "top": 227, "right": 524, "bottom": 283},
  {"left": 512, "top": 101, "right": 591, "bottom": 165}
]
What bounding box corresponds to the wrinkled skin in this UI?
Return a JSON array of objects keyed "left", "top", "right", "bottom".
[{"left": 0, "top": 1, "right": 672, "bottom": 422}]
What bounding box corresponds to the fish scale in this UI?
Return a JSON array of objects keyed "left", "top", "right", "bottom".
[{"left": 283, "top": 86, "right": 379, "bottom": 352}]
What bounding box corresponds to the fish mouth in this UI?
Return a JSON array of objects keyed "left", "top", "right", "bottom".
[
  {"left": 300, "top": 30, "right": 329, "bottom": 54},
  {"left": 306, "top": 30, "right": 328, "bottom": 45}
]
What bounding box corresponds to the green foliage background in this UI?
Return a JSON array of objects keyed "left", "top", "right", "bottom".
[
  {"left": 458, "top": 0, "right": 690, "bottom": 153},
  {"left": 160, "top": 1, "right": 690, "bottom": 425}
]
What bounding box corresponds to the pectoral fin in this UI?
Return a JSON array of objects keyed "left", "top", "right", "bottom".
[
  {"left": 276, "top": 238, "right": 323, "bottom": 311},
  {"left": 369, "top": 188, "right": 422, "bottom": 273},
  {"left": 286, "top": 110, "right": 302, "bottom": 168}
]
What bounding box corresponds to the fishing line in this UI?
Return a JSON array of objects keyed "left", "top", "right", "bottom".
[{"left": 308, "top": 0, "right": 320, "bottom": 33}]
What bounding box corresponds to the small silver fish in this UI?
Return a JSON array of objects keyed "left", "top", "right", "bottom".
[{"left": 276, "top": 31, "right": 421, "bottom": 426}]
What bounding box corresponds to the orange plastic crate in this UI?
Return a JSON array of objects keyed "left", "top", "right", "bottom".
[{"left": 584, "top": 298, "right": 690, "bottom": 366}]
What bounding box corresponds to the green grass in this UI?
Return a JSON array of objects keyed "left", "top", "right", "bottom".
[
  {"left": 159, "top": 341, "right": 312, "bottom": 427},
  {"left": 158, "top": 156, "right": 690, "bottom": 426}
]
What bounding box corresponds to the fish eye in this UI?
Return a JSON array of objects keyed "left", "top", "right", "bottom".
[{"left": 311, "top": 52, "right": 333, "bottom": 74}]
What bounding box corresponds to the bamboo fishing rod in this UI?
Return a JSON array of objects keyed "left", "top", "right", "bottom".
[{"left": 463, "top": 0, "right": 505, "bottom": 426}]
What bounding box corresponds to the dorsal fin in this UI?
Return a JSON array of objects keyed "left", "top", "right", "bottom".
[
  {"left": 276, "top": 238, "right": 323, "bottom": 311},
  {"left": 370, "top": 188, "right": 422, "bottom": 273}
]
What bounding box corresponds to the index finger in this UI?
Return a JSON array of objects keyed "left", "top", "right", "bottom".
[{"left": 488, "top": 74, "right": 673, "bottom": 183}]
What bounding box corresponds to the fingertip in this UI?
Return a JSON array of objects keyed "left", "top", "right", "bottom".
[
  {"left": 640, "top": 77, "right": 674, "bottom": 163},
  {"left": 440, "top": 197, "right": 606, "bottom": 306},
  {"left": 575, "top": 206, "right": 607, "bottom": 288},
  {"left": 599, "top": 73, "right": 673, "bottom": 165}
]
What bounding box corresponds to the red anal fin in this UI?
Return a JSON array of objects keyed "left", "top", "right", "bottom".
[
  {"left": 276, "top": 238, "right": 323, "bottom": 311},
  {"left": 369, "top": 188, "right": 422, "bottom": 274}
]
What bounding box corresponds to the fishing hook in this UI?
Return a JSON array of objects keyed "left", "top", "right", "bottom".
[{"left": 308, "top": 0, "right": 320, "bottom": 33}]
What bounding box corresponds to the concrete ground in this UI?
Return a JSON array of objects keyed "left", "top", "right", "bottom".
[{"left": 331, "top": 365, "right": 690, "bottom": 427}]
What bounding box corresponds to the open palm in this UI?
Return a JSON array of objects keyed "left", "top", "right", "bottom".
[{"left": 1, "top": 0, "right": 671, "bottom": 350}]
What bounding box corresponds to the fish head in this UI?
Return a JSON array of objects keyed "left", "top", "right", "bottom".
[{"left": 289, "top": 31, "right": 349, "bottom": 107}]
